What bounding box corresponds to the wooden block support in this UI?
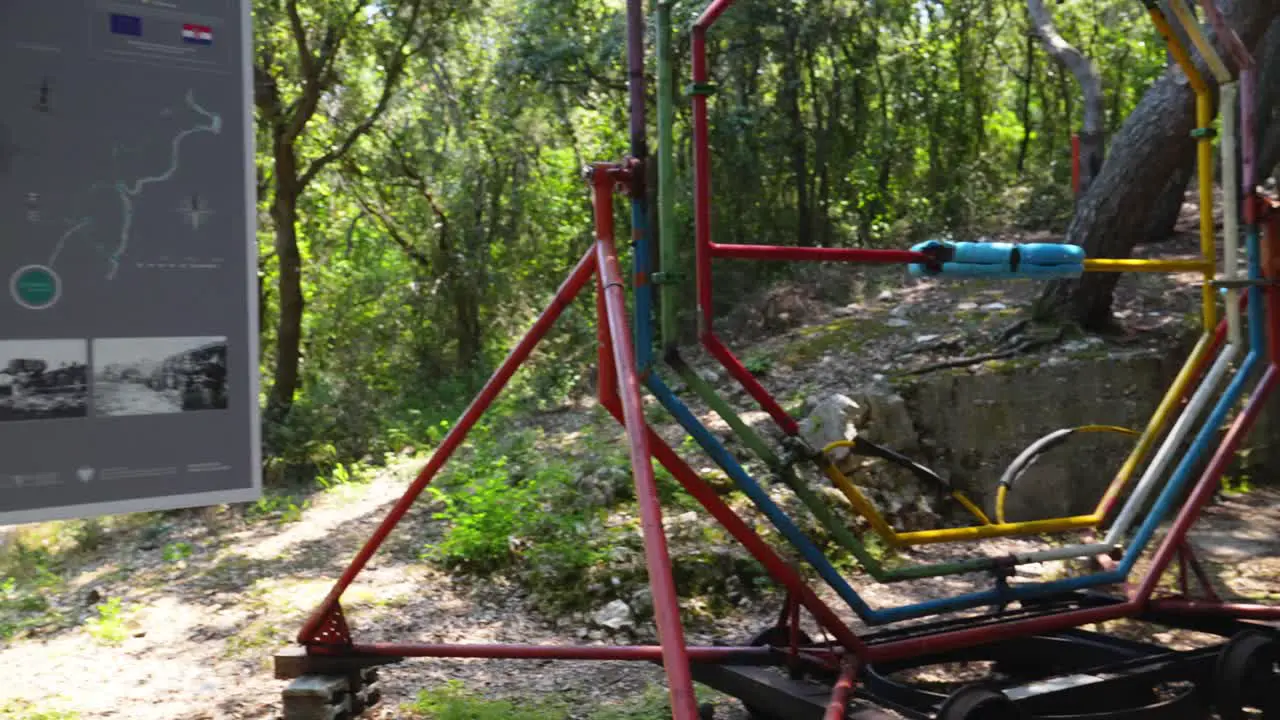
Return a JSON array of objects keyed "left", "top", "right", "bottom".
[
  {"left": 281, "top": 676, "right": 351, "bottom": 720},
  {"left": 279, "top": 667, "right": 383, "bottom": 720},
  {"left": 274, "top": 645, "right": 401, "bottom": 680}
]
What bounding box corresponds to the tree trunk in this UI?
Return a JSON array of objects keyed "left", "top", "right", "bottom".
[
  {"left": 1143, "top": 152, "right": 1196, "bottom": 243},
  {"left": 1017, "top": 19, "right": 1035, "bottom": 174},
  {"left": 269, "top": 185, "right": 304, "bottom": 420},
  {"left": 1034, "top": 0, "right": 1280, "bottom": 331},
  {"left": 1027, "top": 0, "right": 1105, "bottom": 195},
  {"left": 782, "top": 18, "right": 811, "bottom": 247},
  {"left": 1253, "top": 19, "right": 1280, "bottom": 180}
]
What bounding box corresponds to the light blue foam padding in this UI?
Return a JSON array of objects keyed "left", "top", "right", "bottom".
[
  {"left": 908, "top": 261, "right": 1084, "bottom": 279},
  {"left": 908, "top": 240, "right": 1086, "bottom": 279}
]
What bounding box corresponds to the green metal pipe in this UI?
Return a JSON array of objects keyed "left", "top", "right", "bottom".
[
  {"left": 656, "top": 0, "right": 680, "bottom": 350},
  {"left": 667, "top": 351, "right": 993, "bottom": 582},
  {"left": 649, "top": 0, "right": 992, "bottom": 583}
]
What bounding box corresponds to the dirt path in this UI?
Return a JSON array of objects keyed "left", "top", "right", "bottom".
[
  {"left": 3, "top": 444, "right": 1278, "bottom": 720},
  {"left": 3, "top": 208, "right": 1279, "bottom": 718}
]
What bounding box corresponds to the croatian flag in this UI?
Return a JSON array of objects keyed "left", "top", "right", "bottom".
[{"left": 182, "top": 24, "right": 213, "bottom": 45}]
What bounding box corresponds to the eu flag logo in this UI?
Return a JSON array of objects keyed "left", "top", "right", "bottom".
[{"left": 109, "top": 14, "right": 143, "bottom": 37}]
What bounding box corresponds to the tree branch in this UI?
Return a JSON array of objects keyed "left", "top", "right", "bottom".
[
  {"left": 297, "top": 0, "right": 427, "bottom": 189},
  {"left": 1027, "top": 0, "right": 1103, "bottom": 135}
]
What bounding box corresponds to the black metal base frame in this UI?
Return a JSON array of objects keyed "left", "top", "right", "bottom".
[{"left": 688, "top": 590, "right": 1280, "bottom": 720}]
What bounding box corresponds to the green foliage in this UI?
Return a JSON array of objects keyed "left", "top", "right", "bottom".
[
  {"left": 404, "top": 680, "right": 704, "bottom": 720},
  {"left": 0, "top": 516, "right": 160, "bottom": 640},
  {"left": 405, "top": 681, "right": 571, "bottom": 720},
  {"left": 0, "top": 699, "right": 81, "bottom": 720},
  {"left": 161, "top": 542, "right": 194, "bottom": 564},
  {"left": 85, "top": 597, "right": 131, "bottom": 646},
  {"left": 245, "top": 492, "right": 310, "bottom": 524},
  {"left": 0, "top": 576, "right": 58, "bottom": 641},
  {"left": 422, "top": 424, "right": 618, "bottom": 611},
  {"left": 249, "top": 0, "right": 1174, "bottom": 487}
]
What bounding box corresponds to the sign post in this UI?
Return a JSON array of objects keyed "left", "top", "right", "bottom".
[{"left": 0, "top": 0, "right": 260, "bottom": 525}]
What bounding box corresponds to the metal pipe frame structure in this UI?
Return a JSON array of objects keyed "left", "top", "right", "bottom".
[
  {"left": 282, "top": 1, "right": 1280, "bottom": 717},
  {"left": 643, "top": 0, "right": 1274, "bottom": 624},
  {"left": 657, "top": 0, "right": 1280, "bottom": 633},
  {"left": 283, "top": 199, "right": 1279, "bottom": 719},
  {"left": 684, "top": 0, "right": 1245, "bottom": 558}
]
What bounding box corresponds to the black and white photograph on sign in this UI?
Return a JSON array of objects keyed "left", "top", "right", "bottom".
[
  {"left": 0, "top": 339, "right": 89, "bottom": 422},
  {"left": 93, "top": 336, "right": 229, "bottom": 417}
]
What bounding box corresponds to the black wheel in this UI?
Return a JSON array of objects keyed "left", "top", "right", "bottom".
[
  {"left": 936, "top": 683, "right": 1023, "bottom": 720},
  {"left": 1214, "top": 629, "right": 1280, "bottom": 720}
]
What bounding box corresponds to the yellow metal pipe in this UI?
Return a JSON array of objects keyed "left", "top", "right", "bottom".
[
  {"left": 1195, "top": 92, "right": 1218, "bottom": 330},
  {"left": 1147, "top": 8, "right": 1208, "bottom": 95},
  {"left": 1083, "top": 259, "right": 1214, "bottom": 273},
  {"left": 1168, "top": 0, "right": 1232, "bottom": 83},
  {"left": 811, "top": 334, "right": 1215, "bottom": 547},
  {"left": 1147, "top": 4, "right": 1219, "bottom": 331},
  {"left": 790, "top": 8, "right": 1228, "bottom": 552},
  {"left": 1091, "top": 332, "right": 1212, "bottom": 514},
  {"left": 819, "top": 463, "right": 905, "bottom": 546}
]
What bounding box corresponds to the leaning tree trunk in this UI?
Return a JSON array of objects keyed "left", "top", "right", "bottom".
[
  {"left": 1254, "top": 19, "right": 1280, "bottom": 179},
  {"left": 1143, "top": 152, "right": 1197, "bottom": 243},
  {"left": 1028, "top": 0, "right": 1105, "bottom": 195},
  {"left": 1034, "top": 0, "right": 1280, "bottom": 331}
]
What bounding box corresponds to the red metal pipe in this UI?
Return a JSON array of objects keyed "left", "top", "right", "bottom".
[
  {"left": 705, "top": 334, "right": 801, "bottom": 435},
  {"left": 343, "top": 643, "right": 773, "bottom": 662},
  {"left": 1265, "top": 213, "right": 1280, "bottom": 363},
  {"left": 592, "top": 166, "right": 700, "bottom": 720},
  {"left": 1180, "top": 542, "right": 1221, "bottom": 601},
  {"left": 1177, "top": 547, "right": 1190, "bottom": 597},
  {"left": 823, "top": 658, "right": 859, "bottom": 720},
  {"left": 694, "top": 0, "right": 736, "bottom": 29},
  {"left": 296, "top": 248, "right": 599, "bottom": 645},
  {"left": 711, "top": 243, "right": 927, "bottom": 264},
  {"left": 595, "top": 281, "right": 865, "bottom": 655},
  {"left": 864, "top": 602, "right": 1124, "bottom": 664},
  {"left": 597, "top": 273, "right": 617, "bottom": 406},
  {"left": 1197, "top": 0, "right": 1253, "bottom": 71},
  {"left": 1146, "top": 598, "right": 1280, "bottom": 619},
  {"left": 866, "top": 364, "right": 1278, "bottom": 663},
  {"left": 1135, "top": 365, "right": 1278, "bottom": 604}
]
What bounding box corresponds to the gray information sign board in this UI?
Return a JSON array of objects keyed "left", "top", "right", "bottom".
[{"left": 0, "top": 0, "right": 260, "bottom": 524}]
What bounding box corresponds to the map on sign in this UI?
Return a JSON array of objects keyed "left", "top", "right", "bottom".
[
  {"left": 51, "top": 89, "right": 223, "bottom": 281},
  {"left": 0, "top": 0, "right": 260, "bottom": 525}
]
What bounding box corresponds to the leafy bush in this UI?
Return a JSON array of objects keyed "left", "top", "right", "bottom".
[{"left": 422, "top": 423, "right": 617, "bottom": 611}]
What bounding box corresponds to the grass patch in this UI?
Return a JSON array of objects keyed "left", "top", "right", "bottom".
[
  {"left": 404, "top": 680, "right": 569, "bottom": 719},
  {"left": 0, "top": 699, "right": 81, "bottom": 720},
  {"left": 403, "top": 681, "right": 726, "bottom": 720},
  {"left": 85, "top": 596, "right": 133, "bottom": 645},
  {"left": 780, "top": 316, "right": 893, "bottom": 364}
]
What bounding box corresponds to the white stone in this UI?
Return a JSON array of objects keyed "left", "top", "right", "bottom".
[{"left": 593, "top": 599, "right": 635, "bottom": 631}]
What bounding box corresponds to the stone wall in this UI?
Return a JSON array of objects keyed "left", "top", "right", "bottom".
[{"left": 890, "top": 342, "right": 1280, "bottom": 522}]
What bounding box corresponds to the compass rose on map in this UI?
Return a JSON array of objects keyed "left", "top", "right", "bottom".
[{"left": 177, "top": 193, "right": 213, "bottom": 230}]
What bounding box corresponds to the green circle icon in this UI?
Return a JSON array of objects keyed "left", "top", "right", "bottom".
[{"left": 10, "top": 265, "right": 61, "bottom": 310}]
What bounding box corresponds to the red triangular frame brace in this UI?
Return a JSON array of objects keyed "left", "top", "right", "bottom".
[{"left": 292, "top": 160, "right": 863, "bottom": 720}]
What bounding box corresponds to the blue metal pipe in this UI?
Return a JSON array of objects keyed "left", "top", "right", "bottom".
[
  {"left": 620, "top": 105, "right": 1264, "bottom": 624},
  {"left": 626, "top": 230, "right": 1259, "bottom": 622},
  {"left": 631, "top": 199, "right": 654, "bottom": 372},
  {"left": 1247, "top": 228, "right": 1265, "bottom": 351}
]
